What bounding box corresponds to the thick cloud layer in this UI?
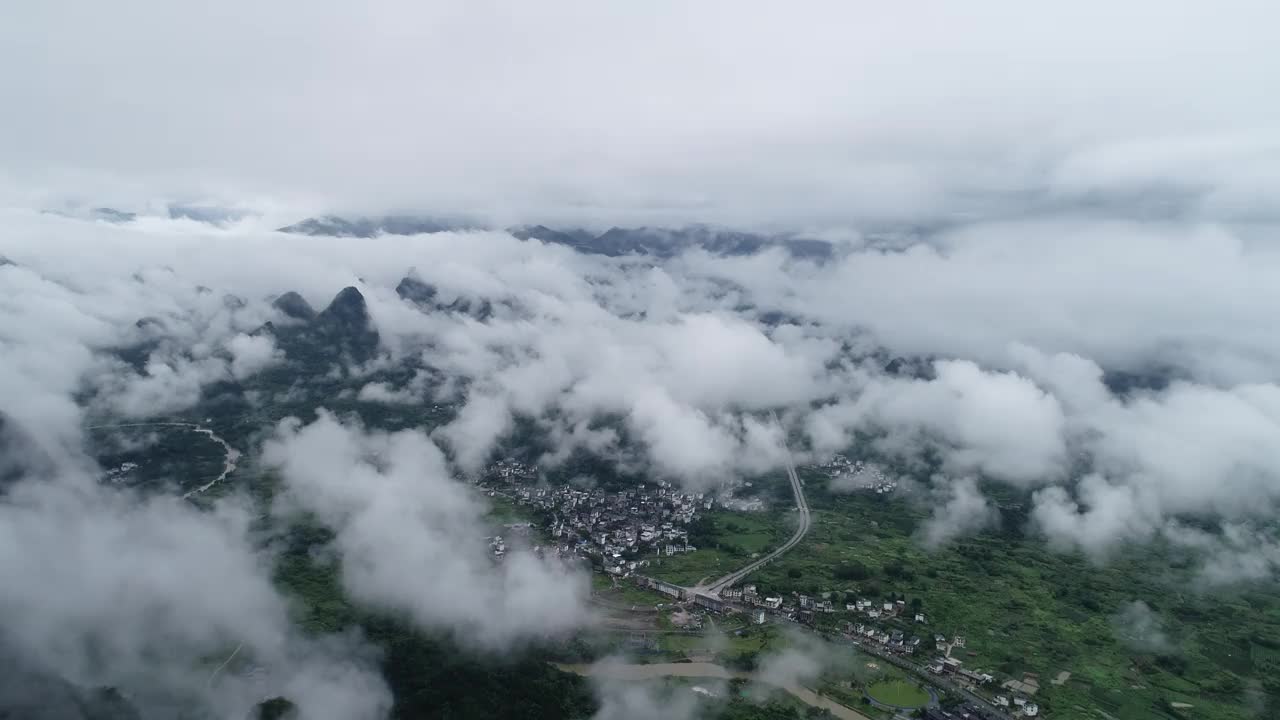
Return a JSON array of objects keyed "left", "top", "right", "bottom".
[
  {"left": 697, "top": 220, "right": 1280, "bottom": 384},
  {"left": 262, "top": 411, "right": 590, "bottom": 648},
  {"left": 808, "top": 360, "right": 1068, "bottom": 484},
  {"left": 0, "top": 443, "right": 391, "bottom": 718},
  {"left": 8, "top": 209, "right": 1280, "bottom": 574},
  {"left": 808, "top": 345, "right": 1280, "bottom": 573}
]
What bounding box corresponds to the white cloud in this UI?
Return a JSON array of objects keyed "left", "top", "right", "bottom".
[
  {"left": 809, "top": 360, "right": 1067, "bottom": 485},
  {"left": 921, "top": 477, "right": 999, "bottom": 549},
  {"left": 94, "top": 354, "right": 228, "bottom": 418},
  {"left": 0, "top": 458, "right": 390, "bottom": 718},
  {"left": 587, "top": 661, "right": 703, "bottom": 720},
  {"left": 7, "top": 154, "right": 1280, "bottom": 614},
  {"left": 262, "top": 411, "right": 591, "bottom": 648},
  {"left": 1110, "top": 601, "right": 1172, "bottom": 654},
  {"left": 227, "top": 332, "right": 282, "bottom": 380},
  {"left": 1031, "top": 477, "right": 1159, "bottom": 557}
]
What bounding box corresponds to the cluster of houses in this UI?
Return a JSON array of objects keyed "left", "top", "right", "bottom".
[
  {"left": 995, "top": 696, "right": 1040, "bottom": 717},
  {"left": 677, "top": 584, "right": 933, "bottom": 632},
  {"left": 815, "top": 455, "right": 899, "bottom": 493},
  {"left": 104, "top": 461, "right": 139, "bottom": 483},
  {"left": 478, "top": 463, "right": 713, "bottom": 575},
  {"left": 923, "top": 655, "right": 1040, "bottom": 717},
  {"left": 841, "top": 606, "right": 1040, "bottom": 717},
  {"left": 926, "top": 656, "right": 994, "bottom": 686},
  {"left": 487, "top": 457, "right": 539, "bottom": 482},
  {"left": 487, "top": 535, "right": 507, "bottom": 559},
  {"left": 650, "top": 580, "right": 1038, "bottom": 716},
  {"left": 839, "top": 598, "right": 931, "bottom": 654},
  {"left": 628, "top": 575, "right": 1043, "bottom": 717},
  {"left": 993, "top": 675, "right": 1042, "bottom": 717}
]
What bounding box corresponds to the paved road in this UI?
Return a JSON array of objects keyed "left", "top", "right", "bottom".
[{"left": 693, "top": 410, "right": 811, "bottom": 597}]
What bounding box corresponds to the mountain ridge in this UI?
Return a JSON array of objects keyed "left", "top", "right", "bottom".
[{"left": 276, "top": 216, "right": 834, "bottom": 260}]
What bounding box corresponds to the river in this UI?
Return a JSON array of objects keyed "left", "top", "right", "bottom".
[
  {"left": 555, "top": 662, "right": 871, "bottom": 720},
  {"left": 88, "top": 422, "right": 240, "bottom": 498}
]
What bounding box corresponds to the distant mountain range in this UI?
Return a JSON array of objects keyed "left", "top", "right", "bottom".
[
  {"left": 277, "top": 215, "right": 467, "bottom": 238},
  {"left": 52, "top": 206, "right": 840, "bottom": 260},
  {"left": 276, "top": 215, "right": 835, "bottom": 260},
  {"left": 46, "top": 205, "right": 247, "bottom": 226}
]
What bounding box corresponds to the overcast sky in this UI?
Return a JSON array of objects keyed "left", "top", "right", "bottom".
[{"left": 3, "top": 1, "right": 1278, "bottom": 224}]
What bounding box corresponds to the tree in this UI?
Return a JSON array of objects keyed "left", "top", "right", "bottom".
[
  {"left": 834, "top": 561, "right": 870, "bottom": 582},
  {"left": 788, "top": 567, "right": 803, "bottom": 579},
  {"left": 255, "top": 698, "right": 298, "bottom": 720}
]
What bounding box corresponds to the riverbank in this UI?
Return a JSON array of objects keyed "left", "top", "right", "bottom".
[{"left": 555, "top": 662, "right": 872, "bottom": 720}]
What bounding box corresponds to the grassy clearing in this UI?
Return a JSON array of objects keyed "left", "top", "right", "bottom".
[
  {"left": 646, "top": 547, "right": 748, "bottom": 586},
  {"left": 654, "top": 623, "right": 788, "bottom": 664},
  {"left": 645, "top": 509, "right": 791, "bottom": 586},
  {"left": 484, "top": 494, "right": 529, "bottom": 525},
  {"left": 593, "top": 575, "right": 674, "bottom": 607},
  {"left": 714, "top": 511, "right": 793, "bottom": 555},
  {"left": 866, "top": 679, "right": 929, "bottom": 708}
]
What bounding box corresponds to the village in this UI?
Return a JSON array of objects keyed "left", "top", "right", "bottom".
[
  {"left": 632, "top": 576, "right": 1046, "bottom": 719},
  {"left": 477, "top": 457, "right": 713, "bottom": 575},
  {"left": 478, "top": 457, "right": 1042, "bottom": 718},
  {"left": 818, "top": 455, "right": 901, "bottom": 494}
]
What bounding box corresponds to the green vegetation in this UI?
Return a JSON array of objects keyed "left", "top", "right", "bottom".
[
  {"left": 484, "top": 494, "right": 530, "bottom": 525},
  {"left": 648, "top": 547, "right": 752, "bottom": 586},
  {"left": 865, "top": 679, "right": 929, "bottom": 708},
  {"left": 593, "top": 575, "right": 674, "bottom": 607},
  {"left": 716, "top": 695, "right": 837, "bottom": 720},
  {"left": 658, "top": 624, "right": 787, "bottom": 667},
  {"left": 706, "top": 511, "right": 793, "bottom": 556},
  {"left": 254, "top": 697, "right": 298, "bottom": 720},
  {"left": 647, "top": 510, "right": 791, "bottom": 586},
  {"left": 660, "top": 470, "right": 1280, "bottom": 720},
  {"left": 816, "top": 658, "right": 913, "bottom": 718},
  {"left": 86, "top": 424, "right": 228, "bottom": 493}
]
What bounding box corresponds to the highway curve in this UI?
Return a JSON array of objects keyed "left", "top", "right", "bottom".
[{"left": 696, "top": 410, "right": 811, "bottom": 597}]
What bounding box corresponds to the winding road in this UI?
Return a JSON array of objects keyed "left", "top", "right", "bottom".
[
  {"left": 87, "top": 422, "right": 241, "bottom": 498},
  {"left": 692, "top": 410, "right": 811, "bottom": 598}
]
